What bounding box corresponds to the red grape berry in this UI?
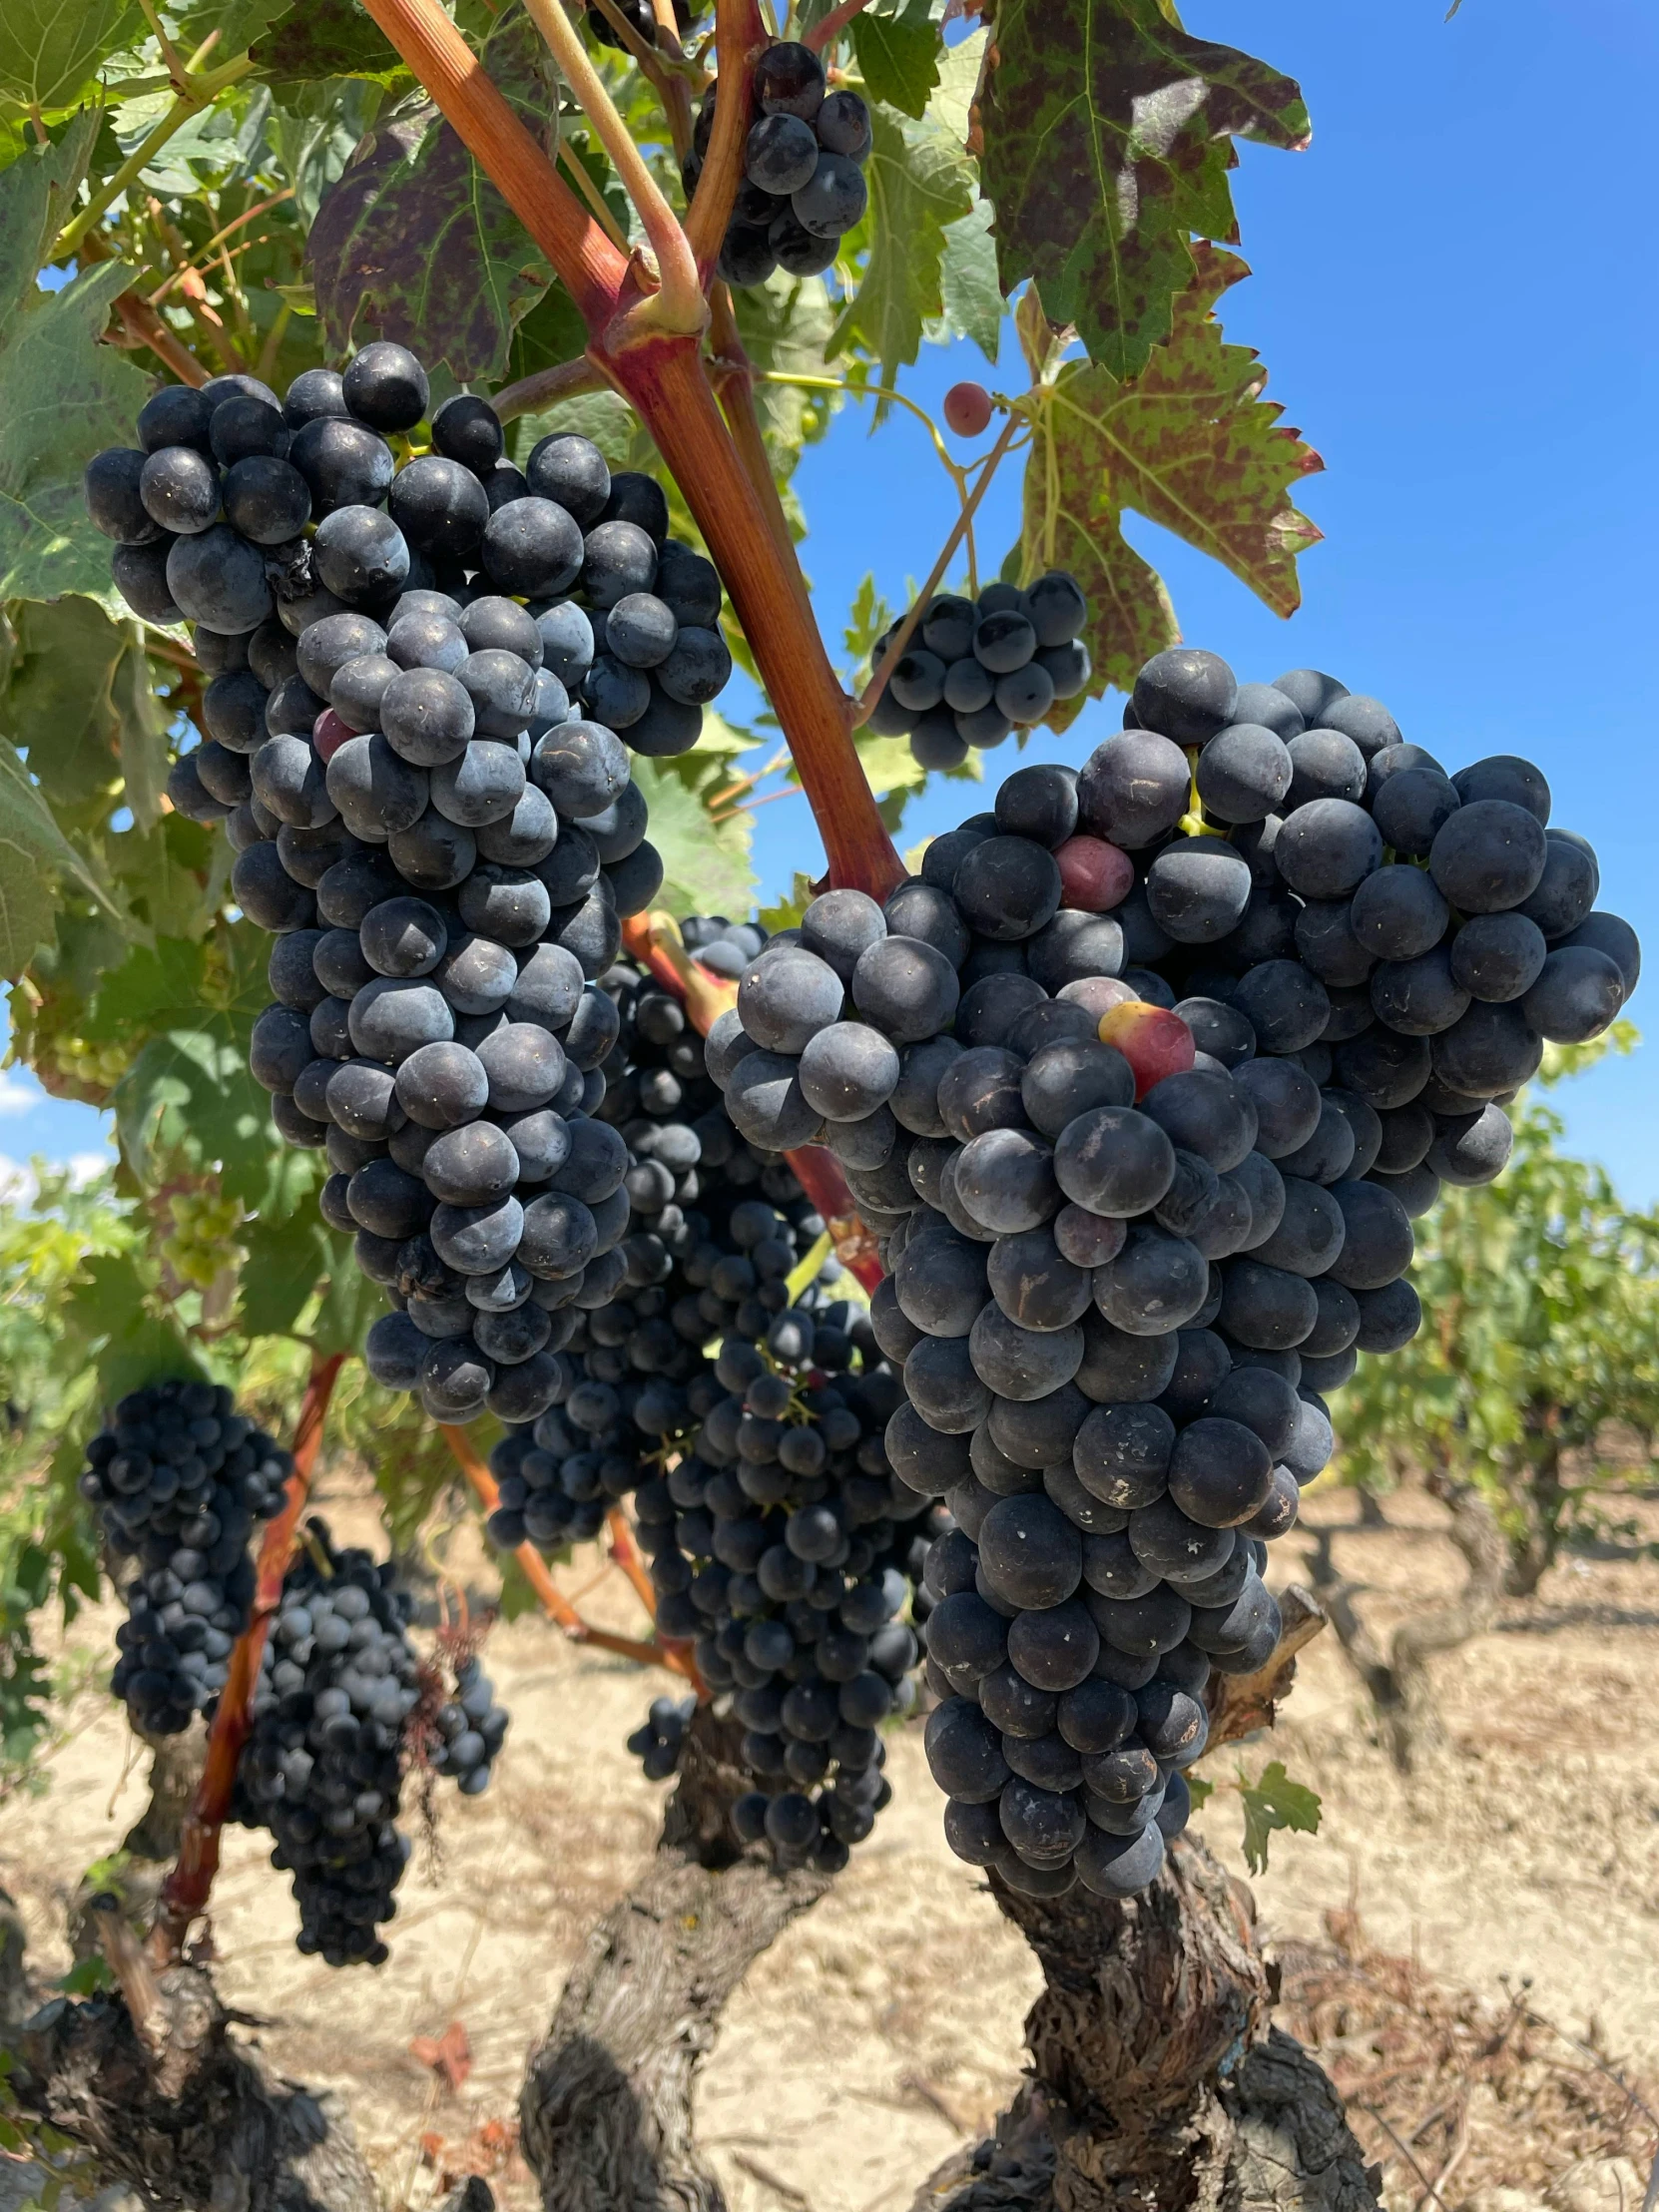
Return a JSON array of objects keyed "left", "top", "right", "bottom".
[
  {"left": 1055, "top": 833, "right": 1133, "bottom": 913},
  {"left": 943, "top": 382, "right": 994, "bottom": 438},
  {"left": 1098, "top": 1001, "right": 1196, "bottom": 1099},
  {"left": 312, "top": 708, "right": 355, "bottom": 763}
]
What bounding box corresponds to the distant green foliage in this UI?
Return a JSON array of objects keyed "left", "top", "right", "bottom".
[{"left": 1336, "top": 1032, "right": 1659, "bottom": 1581}]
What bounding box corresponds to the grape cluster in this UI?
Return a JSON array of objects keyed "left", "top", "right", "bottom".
[
  {"left": 865, "top": 574, "right": 1094, "bottom": 770},
  {"left": 686, "top": 41, "right": 872, "bottom": 288},
  {"left": 482, "top": 932, "right": 938, "bottom": 1861},
  {"left": 709, "top": 640, "right": 1636, "bottom": 1899},
  {"left": 233, "top": 1522, "right": 507, "bottom": 1966},
  {"left": 87, "top": 351, "right": 740, "bottom": 1429},
  {"left": 81, "top": 1381, "right": 289, "bottom": 1737},
  {"left": 626, "top": 1318, "right": 928, "bottom": 1868}
]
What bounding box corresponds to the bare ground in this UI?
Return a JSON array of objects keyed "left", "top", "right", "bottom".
[{"left": 2, "top": 1466, "right": 1655, "bottom": 2212}]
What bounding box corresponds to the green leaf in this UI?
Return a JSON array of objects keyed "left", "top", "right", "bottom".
[
  {"left": 0, "top": 598, "right": 127, "bottom": 823},
  {"left": 631, "top": 755, "right": 756, "bottom": 920},
  {"left": 936, "top": 200, "right": 1001, "bottom": 363},
  {"left": 1185, "top": 1773, "right": 1214, "bottom": 1809},
  {"left": 850, "top": 0, "right": 940, "bottom": 121},
  {"left": 238, "top": 1209, "right": 329, "bottom": 1339},
  {"left": 249, "top": 0, "right": 401, "bottom": 86},
  {"left": 308, "top": 1239, "right": 382, "bottom": 1356},
  {"left": 830, "top": 102, "right": 974, "bottom": 399},
  {"left": 842, "top": 572, "right": 893, "bottom": 669},
  {"left": 63, "top": 1252, "right": 208, "bottom": 1405},
  {"left": 113, "top": 1023, "right": 271, "bottom": 1200},
  {"left": 307, "top": 6, "right": 561, "bottom": 382},
  {"left": 109, "top": 813, "right": 219, "bottom": 940},
  {"left": 55, "top": 1955, "right": 114, "bottom": 1996},
  {"left": 265, "top": 75, "right": 386, "bottom": 229},
  {"left": 502, "top": 277, "right": 590, "bottom": 391},
  {"left": 0, "top": 740, "right": 125, "bottom": 969},
  {"left": 1017, "top": 247, "right": 1321, "bottom": 719},
  {"left": 1237, "top": 1760, "right": 1321, "bottom": 1876},
  {"left": 731, "top": 266, "right": 840, "bottom": 494},
  {"left": 112, "top": 628, "right": 170, "bottom": 831},
  {"left": 0, "top": 126, "right": 153, "bottom": 606},
  {"left": 80, "top": 935, "right": 207, "bottom": 1043},
  {"left": 976, "top": 0, "right": 1310, "bottom": 376},
  {"left": 0, "top": 833, "right": 56, "bottom": 976},
  {"left": 757, "top": 872, "right": 817, "bottom": 934},
  {"left": 0, "top": 0, "right": 142, "bottom": 119},
  {"left": 0, "top": 112, "right": 96, "bottom": 294}
]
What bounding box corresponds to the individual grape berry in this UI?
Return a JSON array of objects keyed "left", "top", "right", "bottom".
[{"left": 944, "top": 383, "right": 995, "bottom": 438}]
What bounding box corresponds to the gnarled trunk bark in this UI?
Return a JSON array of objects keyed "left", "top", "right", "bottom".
[
  {"left": 8, "top": 1898, "right": 375, "bottom": 2212},
  {"left": 909, "top": 1849, "right": 1379, "bottom": 2212},
  {"left": 519, "top": 1707, "right": 831, "bottom": 2212},
  {"left": 519, "top": 1587, "right": 1377, "bottom": 2212}
]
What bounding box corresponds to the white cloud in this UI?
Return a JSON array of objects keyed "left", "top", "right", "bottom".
[{"left": 0, "top": 1071, "right": 42, "bottom": 1118}]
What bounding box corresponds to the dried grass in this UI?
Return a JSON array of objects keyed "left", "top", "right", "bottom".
[{"left": 1276, "top": 1905, "right": 1659, "bottom": 2211}]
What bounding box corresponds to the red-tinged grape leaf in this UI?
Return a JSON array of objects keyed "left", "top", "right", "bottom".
[
  {"left": 1100, "top": 246, "right": 1324, "bottom": 613},
  {"left": 1018, "top": 246, "right": 1321, "bottom": 725},
  {"left": 250, "top": 0, "right": 402, "bottom": 87},
  {"left": 850, "top": 0, "right": 941, "bottom": 122},
  {"left": 306, "top": 7, "right": 561, "bottom": 384},
  {"left": 1018, "top": 447, "right": 1175, "bottom": 726},
  {"left": 974, "top": 0, "right": 1310, "bottom": 377}
]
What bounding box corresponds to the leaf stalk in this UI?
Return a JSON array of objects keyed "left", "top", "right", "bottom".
[
  {"left": 521, "top": 0, "right": 707, "bottom": 336},
  {"left": 54, "top": 57, "right": 256, "bottom": 264}
]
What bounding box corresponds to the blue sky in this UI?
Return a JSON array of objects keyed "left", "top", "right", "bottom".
[{"left": 6, "top": 0, "right": 1656, "bottom": 1203}]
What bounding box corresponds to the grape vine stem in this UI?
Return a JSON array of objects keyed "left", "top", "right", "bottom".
[
  {"left": 618, "top": 911, "right": 886, "bottom": 1292},
  {"left": 54, "top": 56, "right": 255, "bottom": 263},
  {"left": 685, "top": 0, "right": 767, "bottom": 281},
  {"left": 521, "top": 0, "right": 706, "bottom": 334},
  {"left": 493, "top": 352, "right": 613, "bottom": 422},
  {"left": 147, "top": 1350, "right": 345, "bottom": 1965},
  {"left": 362, "top": 0, "right": 904, "bottom": 897},
  {"left": 441, "top": 1424, "right": 700, "bottom": 1682},
  {"left": 588, "top": 0, "right": 697, "bottom": 161}
]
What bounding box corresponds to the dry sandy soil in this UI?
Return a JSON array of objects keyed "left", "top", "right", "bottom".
[{"left": 3, "top": 1465, "right": 1656, "bottom": 2212}]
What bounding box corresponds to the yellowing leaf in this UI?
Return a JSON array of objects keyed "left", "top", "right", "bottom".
[{"left": 1018, "top": 246, "right": 1321, "bottom": 720}]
